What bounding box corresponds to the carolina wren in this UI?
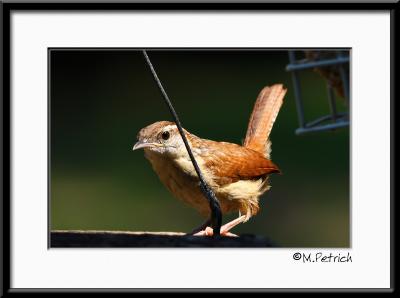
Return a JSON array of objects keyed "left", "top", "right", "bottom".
[
  {"left": 304, "top": 50, "right": 349, "bottom": 100},
  {"left": 133, "top": 84, "right": 286, "bottom": 236}
]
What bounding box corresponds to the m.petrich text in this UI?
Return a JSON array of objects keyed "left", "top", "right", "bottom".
[{"left": 301, "top": 252, "right": 352, "bottom": 263}]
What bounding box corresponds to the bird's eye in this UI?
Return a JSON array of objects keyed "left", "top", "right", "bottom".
[{"left": 161, "top": 131, "right": 170, "bottom": 140}]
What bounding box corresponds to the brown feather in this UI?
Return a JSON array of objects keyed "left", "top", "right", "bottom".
[
  {"left": 243, "top": 84, "right": 286, "bottom": 156},
  {"left": 196, "top": 139, "right": 280, "bottom": 185}
]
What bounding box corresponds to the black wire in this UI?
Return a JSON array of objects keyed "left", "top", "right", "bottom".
[{"left": 142, "top": 50, "right": 222, "bottom": 236}]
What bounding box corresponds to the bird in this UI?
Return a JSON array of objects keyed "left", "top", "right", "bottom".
[
  {"left": 132, "top": 84, "right": 286, "bottom": 236},
  {"left": 303, "top": 50, "right": 349, "bottom": 100}
]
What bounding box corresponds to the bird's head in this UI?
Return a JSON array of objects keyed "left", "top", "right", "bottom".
[{"left": 132, "top": 121, "right": 188, "bottom": 157}]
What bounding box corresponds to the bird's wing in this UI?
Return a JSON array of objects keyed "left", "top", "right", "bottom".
[{"left": 201, "top": 142, "right": 280, "bottom": 185}]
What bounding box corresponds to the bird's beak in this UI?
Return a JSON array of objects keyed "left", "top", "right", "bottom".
[{"left": 132, "top": 141, "right": 159, "bottom": 151}]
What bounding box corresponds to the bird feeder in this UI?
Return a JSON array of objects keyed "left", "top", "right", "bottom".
[{"left": 286, "top": 50, "right": 350, "bottom": 135}]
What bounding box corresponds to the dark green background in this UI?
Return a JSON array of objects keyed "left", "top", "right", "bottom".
[{"left": 50, "top": 50, "right": 350, "bottom": 247}]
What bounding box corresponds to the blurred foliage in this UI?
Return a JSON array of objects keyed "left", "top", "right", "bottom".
[{"left": 50, "top": 50, "right": 349, "bottom": 247}]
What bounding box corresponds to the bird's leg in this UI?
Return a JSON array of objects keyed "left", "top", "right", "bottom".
[
  {"left": 221, "top": 215, "right": 247, "bottom": 233},
  {"left": 193, "top": 215, "right": 246, "bottom": 237},
  {"left": 187, "top": 218, "right": 211, "bottom": 235}
]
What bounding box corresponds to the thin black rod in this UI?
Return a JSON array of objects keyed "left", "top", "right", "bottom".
[{"left": 142, "top": 50, "right": 222, "bottom": 236}]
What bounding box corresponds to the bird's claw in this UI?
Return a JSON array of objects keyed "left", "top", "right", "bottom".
[
  {"left": 193, "top": 226, "right": 239, "bottom": 237},
  {"left": 192, "top": 215, "right": 246, "bottom": 237}
]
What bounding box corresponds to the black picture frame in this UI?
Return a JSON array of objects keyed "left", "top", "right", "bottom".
[{"left": 1, "top": 0, "right": 397, "bottom": 294}]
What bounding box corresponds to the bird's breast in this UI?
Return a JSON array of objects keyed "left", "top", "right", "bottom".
[
  {"left": 143, "top": 150, "right": 213, "bottom": 216},
  {"left": 143, "top": 150, "right": 266, "bottom": 219}
]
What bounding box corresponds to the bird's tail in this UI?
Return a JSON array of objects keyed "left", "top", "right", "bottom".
[{"left": 243, "top": 84, "right": 286, "bottom": 158}]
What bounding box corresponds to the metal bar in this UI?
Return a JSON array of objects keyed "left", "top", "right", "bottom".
[
  {"left": 305, "top": 112, "right": 348, "bottom": 128},
  {"left": 327, "top": 85, "right": 338, "bottom": 122},
  {"left": 288, "top": 51, "right": 306, "bottom": 128},
  {"left": 296, "top": 120, "right": 349, "bottom": 135},
  {"left": 305, "top": 115, "right": 333, "bottom": 127},
  {"left": 286, "top": 56, "right": 350, "bottom": 71}
]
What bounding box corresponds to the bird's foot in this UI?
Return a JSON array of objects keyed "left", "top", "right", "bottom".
[
  {"left": 192, "top": 215, "right": 246, "bottom": 237},
  {"left": 188, "top": 218, "right": 211, "bottom": 235},
  {"left": 193, "top": 226, "right": 239, "bottom": 237}
]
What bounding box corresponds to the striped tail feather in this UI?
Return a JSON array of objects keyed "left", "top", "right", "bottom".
[{"left": 243, "top": 84, "right": 286, "bottom": 158}]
